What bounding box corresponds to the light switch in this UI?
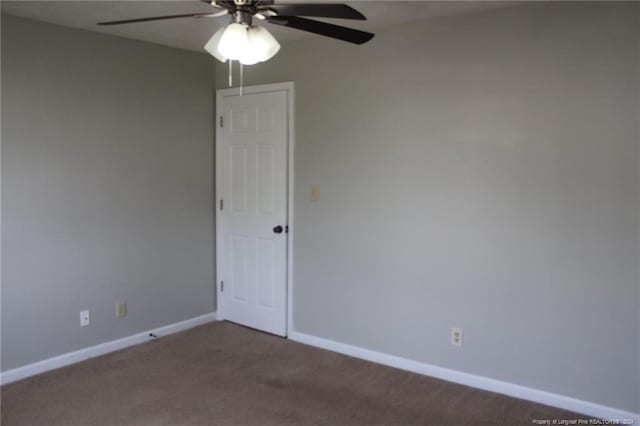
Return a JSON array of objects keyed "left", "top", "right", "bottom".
[
  {"left": 116, "top": 301, "right": 127, "bottom": 318},
  {"left": 310, "top": 184, "right": 319, "bottom": 201}
]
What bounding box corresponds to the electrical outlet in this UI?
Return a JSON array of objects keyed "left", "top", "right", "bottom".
[
  {"left": 116, "top": 301, "right": 127, "bottom": 318},
  {"left": 451, "top": 327, "right": 463, "bottom": 348},
  {"left": 80, "top": 310, "right": 90, "bottom": 327}
]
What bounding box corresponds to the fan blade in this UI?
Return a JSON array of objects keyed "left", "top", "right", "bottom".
[
  {"left": 267, "top": 16, "right": 374, "bottom": 44},
  {"left": 194, "top": 10, "right": 229, "bottom": 19},
  {"left": 263, "top": 4, "right": 365, "bottom": 20},
  {"left": 200, "top": 0, "right": 235, "bottom": 9},
  {"left": 98, "top": 12, "right": 220, "bottom": 26}
]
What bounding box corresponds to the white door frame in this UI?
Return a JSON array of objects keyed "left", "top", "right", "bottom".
[{"left": 215, "top": 82, "right": 295, "bottom": 336}]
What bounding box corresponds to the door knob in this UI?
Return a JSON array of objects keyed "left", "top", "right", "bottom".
[{"left": 273, "top": 225, "right": 283, "bottom": 234}]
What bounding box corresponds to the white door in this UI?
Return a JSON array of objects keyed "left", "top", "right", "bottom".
[{"left": 216, "top": 84, "right": 291, "bottom": 337}]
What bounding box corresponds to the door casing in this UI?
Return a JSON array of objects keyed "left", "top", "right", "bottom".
[{"left": 215, "top": 82, "right": 295, "bottom": 336}]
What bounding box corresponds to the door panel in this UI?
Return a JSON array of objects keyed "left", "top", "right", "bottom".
[
  {"left": 219, "top": 89, "right": 288, "bottom": 336},
  {"left": 231, "top": 235, "right": 248, "bottom": 302}
]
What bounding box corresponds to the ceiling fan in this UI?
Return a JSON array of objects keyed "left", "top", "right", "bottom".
[{"left": 98, "top": 1, "right": 375, "bottom": 66}]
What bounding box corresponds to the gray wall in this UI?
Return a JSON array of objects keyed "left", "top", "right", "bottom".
[
  {"left": 217, "top": 2, "right": 640, "bottom": 412},
  {"left": 1, "top": 15, "right": 216, "bottom": 371}
]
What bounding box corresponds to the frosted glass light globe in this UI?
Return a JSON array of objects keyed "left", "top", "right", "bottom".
[
  {"left": 218, "top": 23, "right": 250, "bottom": 61},
  {"left": 247, "top": 26, "right": 280, "bottom": 63},
  {"left": 203, "top": 26, "right": 227, "bottom": 62}
]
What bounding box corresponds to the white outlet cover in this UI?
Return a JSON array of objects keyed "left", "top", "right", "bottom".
[{"left": 451, "top": 327, "right": 463, "bottom": 347}]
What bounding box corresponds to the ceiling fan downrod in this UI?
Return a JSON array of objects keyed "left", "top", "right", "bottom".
[{"left": 232, "top": 9, "right": 253, "bottom": 26}]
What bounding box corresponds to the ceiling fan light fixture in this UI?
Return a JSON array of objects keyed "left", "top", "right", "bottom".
[{"left": 204, "top": 22, "right": 281, "bottom": 65}]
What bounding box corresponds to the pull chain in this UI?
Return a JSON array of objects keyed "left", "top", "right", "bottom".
[{"left": 227, "top": 60, "right": 244, "bottom": 96}]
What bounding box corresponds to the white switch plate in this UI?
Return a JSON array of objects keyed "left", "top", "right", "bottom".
[
  {"left": 80, "top": 310, "right": 90, "bottom": 327},
  {"left": 310, "top": 184, "right": 319, "bottom": 202},
  {"left": 451, "top": 327, "right": 463, "bottom": 348},
  {"left": 116, "top": 301, "right": 127, "bottom": 318}
]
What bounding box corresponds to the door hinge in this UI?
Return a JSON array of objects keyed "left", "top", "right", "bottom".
[
  {"left": 219, "top": 116, "right": 224, "bottom": 128},
  {"left": 219, "top": 199, "right": 224, "bottom": 211},
  {"left": 286, "top": 225, "right": 289, "bottom": 233},
  {"left": 220, "top": 281, "right": 224, "bottom": 292}
]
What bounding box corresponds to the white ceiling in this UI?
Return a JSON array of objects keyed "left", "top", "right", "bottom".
[{"left": 1, "top": 1, "right": 520, "bottom": 52}]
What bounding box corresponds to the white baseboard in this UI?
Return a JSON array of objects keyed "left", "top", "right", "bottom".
[
  {"left": 289, "top": 330, "right": 639, "bottom": 424},
  {"left": 1, "top": 312, "right": 217, "bottom": 386}
]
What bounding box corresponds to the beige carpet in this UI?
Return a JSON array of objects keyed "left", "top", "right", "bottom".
[{"left": 2, "top": 321, "right": 585, "bottom": 425}]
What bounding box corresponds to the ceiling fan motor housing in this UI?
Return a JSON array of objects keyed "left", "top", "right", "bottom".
[{"left": 233, "top": 10, "right": 254, "bottom": 26}]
